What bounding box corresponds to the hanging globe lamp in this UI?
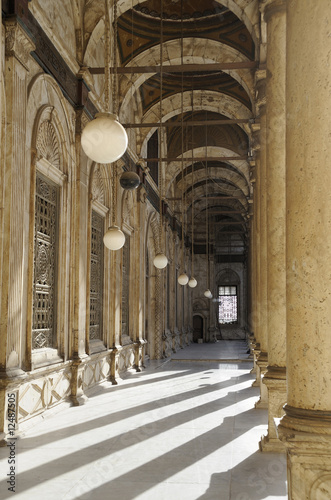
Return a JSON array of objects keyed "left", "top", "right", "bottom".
[
  {"left": 103, "top": 225, "right": 125, "bottom": 250},
  {"left": 153, "top": 253, "right": 168, "bottom": 269},
  {"left": 81, "top": 112, "right": 128, "bottom": 164}
]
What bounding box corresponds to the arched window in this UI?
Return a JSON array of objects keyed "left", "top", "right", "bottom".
[
  {"left": 217, "top": 269, "right": 240, "bottom": 325},
  {"left": 32, "top": 173, "right": 59, "bottom": 349},
  {"left": 89, "top": 210, "right": 104, "bottom": 342},
  {"left": 121, "top": 236, "right": 130, "bottom": 338},
  {"left": 218, "top": 286, "right": 238, "bottom": 324}
]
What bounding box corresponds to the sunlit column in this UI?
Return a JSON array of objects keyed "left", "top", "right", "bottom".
[{"left": 278, "top": 1, "right": 331, "bottom": 497}]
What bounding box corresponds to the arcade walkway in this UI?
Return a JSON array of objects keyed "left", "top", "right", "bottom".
[{"left": 0, "top": 342, "right": 287, "bottom": 499}]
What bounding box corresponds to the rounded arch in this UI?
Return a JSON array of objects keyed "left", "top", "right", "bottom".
[
  {"left": 89, "top": 163, "right": 112, "bottom": 209},
  {"left": 119, "top": 37, "right": 255, "bottom": 118},
  {"left": 217, "top": 268, "right": 241, "bottom": 285},
  {"left": 27, "top": 73, "right": 74, "bottom": 175},
  {"left": 193, "top": 313, "right": 204, "bottom": 343}
]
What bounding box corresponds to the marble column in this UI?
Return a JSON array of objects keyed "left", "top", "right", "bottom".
[
  {"left": 260, "top": 0, "right": 287, "bottom": 452},
  {"left": 0, "top": 19, "right": 34, "bottom": 376},
  {"left": 70, "top": 109, "right": 90, "bottom": 405},
  {"left": 133, "top": 184, "right": 147, "bottom": 371},
  {"left": 255, "top": 98, "right": 269, "bottom": 410},
  {"left": 253, "top": 72, "right": 269, "bottom": 409},
  {"left": 0, "top": 19, "right": 35, "bottom": 442},
  {"left": 277, "top": 1, "right": 331, "bottom": 497},
  {"left": 250, "top": 126, "right": 261, "bottom": 387}
]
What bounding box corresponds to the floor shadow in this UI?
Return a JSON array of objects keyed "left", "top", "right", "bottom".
[
  {"left": 197, "top": 451, "right": 287, "bottom": 500},
  {"left": 66, "top": 409, "right": 262, "bottom": 500},
  {"left": 14, "top": 371, "right": 252, "bottom": 452},
  {"left": 0, "top": 379, "right": 256, "bottom": 498}
]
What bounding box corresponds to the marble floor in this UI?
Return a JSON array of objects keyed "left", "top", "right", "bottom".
[{"left": 0, "top": 341, "right": 287, "bottom": 500}]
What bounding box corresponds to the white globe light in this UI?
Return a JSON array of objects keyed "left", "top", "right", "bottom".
[
  {"left": 153, "top": 253, "right": 168, "bottom": 269},
  {"left": 81, "top": 112, "right": 128, "bottom": 164},
  {"left": 188, "top": 277, "right": 197, "bottom": 288},
  {"left": 178, "top": 273, "right": 189, "bottom": 285},
  {"left": 204, "top": 289, "right": 213, "bottom": 298},
  {"left": 103, "top": 226, "right": 125, "bottom": 250}
]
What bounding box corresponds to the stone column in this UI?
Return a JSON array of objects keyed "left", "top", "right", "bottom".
[
  {"left": 252, "top": 72, "right": 269, "bottom": 408},
  {"left": 260, "top": 0, "right": 287, "bottom": 452},
  {"left": 277, "top": 1, "right": 331, "bottom": 497},
  {"left": 250, "top": 127, "right": 261, "bottom": 387},
  {"left": 0, "top": 16, "right": 35, "bottom": 441},
  {"left": 134, "top": 184, "right": 147, "bottom": 371},
  {"left": 70, "top": 108, "right": 90, "bottom": 406},
  {"left": 255, "top": 96, "right": 269, "bottom": 410},
  {"left": 0, "top": 19, "right": 35, "bottom": 376}
]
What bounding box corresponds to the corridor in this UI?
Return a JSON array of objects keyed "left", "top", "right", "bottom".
[{"left": 0, "top": 342, "right": 287, "bottom": 500}]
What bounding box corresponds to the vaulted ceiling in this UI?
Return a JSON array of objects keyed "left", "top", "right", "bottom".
[{"left": 49, "top": 0, "right": 259, "bottom": 258}]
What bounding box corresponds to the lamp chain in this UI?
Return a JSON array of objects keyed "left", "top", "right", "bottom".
[
  {"left": 104, "top": 0, "right": 111, "bottom": 112},
  {"left": 112, "top": 0, "right": 119, "bottom": 116},
  {"left": 159, "top": 0, "right": 164, "bottom": 249},
  {"left": 112, "top": 163, "right": 117, "bottom": 225},
  {"left": 191, "top": 86, "right": 194, "bottom": 277},
  {"left": 205, "top": 114, "right": 209, "bottom": 289},
  {"left": 180, "top": 0, "right": 185, "bottom": 271}
]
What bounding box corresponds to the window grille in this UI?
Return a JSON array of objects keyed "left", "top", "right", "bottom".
[
  {"left": 121, "top": 237, "right": 130, "bottom": 336},
  {"left": 89, "top": 210, "right": 104, "bottom": 340},
  {"left": 166, "top": 264, "right": 170, "bottom": 329},
  {"left": 32, "top": 175, "right": 58, "bottom": 349},
  {"left": 218, "top": 285, "right": 238, "bottom": 324},
  {"left": 147, "top": 130, "right": 159, "bottom": 185}
]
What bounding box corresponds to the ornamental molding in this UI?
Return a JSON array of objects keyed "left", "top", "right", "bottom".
[
  {"left": 5, "top": 19, "right": 35, "bottom": 71},
  {"left": 36, "top": 120, "right": 61, "bottom": 170},
  {"left": 91, "top": 167, "right": 105, "bottom": 205}
]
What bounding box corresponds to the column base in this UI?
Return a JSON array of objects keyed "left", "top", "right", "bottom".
[
  {"left": 255, "top": 398, "right": 268, "bottom": 409},
  {"left": 70, "top": 357, "right": 88, "bottom": 406},
  {"left": 259, "top": 434, "right": 286, "bottom": 453},
  {"left": 251, "top": 344, "right": 261, "bottom": 381},
  {"left": 277, "top": 405, "right": 331, "bottom": 500},
  {"left": 260, "top": 366, "right": 287, "bottom": 452},
  {"left": 255, "top": 352, "right": 268, "bottom": 409}
]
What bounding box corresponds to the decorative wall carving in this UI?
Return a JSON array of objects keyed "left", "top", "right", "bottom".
[
  {"left": 82, "top": 357, "right": 111, "bottom": 391},
  {"left": 18, "top": 369, "right": 71, "bottom": 423},
  {"left": 118, "top": 345, "right": 135, "bottom": 373},
  {"left": 91, "top": 167, "right": 105, "bottom": 204},
  {"left": 36, "top": 120, "right": 61, "bottom": 169},
  {"left": 5, "top": 19, "right": 35, "bottom": 70}
]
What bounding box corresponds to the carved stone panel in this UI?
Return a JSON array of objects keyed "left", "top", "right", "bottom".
[{"left": 36, "top": 120, "right": 61, "bottom": 170}]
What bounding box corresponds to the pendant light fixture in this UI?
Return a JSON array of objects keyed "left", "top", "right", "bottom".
[
  {"left": 188, "top": 87, "right": 197, "bottom": 289},
  {"left": 153, "top": 0, "right": 168, "bottom": 270},
  {"left": 81, "top": 0, "right": 128, "bottom": 164},
  {"left": 178, "top": 3, "right": 188, "bottom": 286},
  {"left": 104, "top": 164, "right": 125, "bottom": 250},
  {"left": 204, "top": 119, "right": 212, "bottom": 299},
  {"left": 119, "top": 170, "right": 140, "bottom": 190}
]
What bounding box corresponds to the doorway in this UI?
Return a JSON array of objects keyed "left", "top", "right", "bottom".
[{"left": 193, "top": 315, "right": 203, "bottom": 343}]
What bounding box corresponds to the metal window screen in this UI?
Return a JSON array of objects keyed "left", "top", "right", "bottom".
[
  {"left": 89, "top": 210, "right": 104, "bottom": 340},
  {"left": 218, "top": 286, "right": 238, "bottom": 324},
  {"left": 122, "top": 237, "right": 130, "bottom": 336},
  {"left": 32, "top": 175, "right": 58, "bottom": 349}
]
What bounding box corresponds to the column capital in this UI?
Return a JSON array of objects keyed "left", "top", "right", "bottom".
[
  {"left": 4, "top": 18, "right": 35, "bottom": 70},
  {"left": 262, "top": 0, "right": 286, "bottom": 23}
]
